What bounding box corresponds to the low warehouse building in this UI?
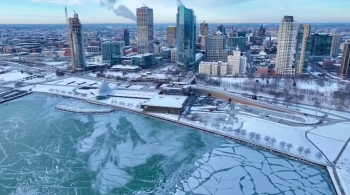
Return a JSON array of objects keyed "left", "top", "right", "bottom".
[{"left": 141, "top": 95, "right": 189, "bottom": 114}]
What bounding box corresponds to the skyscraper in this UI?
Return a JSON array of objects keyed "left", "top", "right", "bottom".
[
  {"left": 227, "top": 46, "right": 245, "bottom": 76},
  {"left": 123, "top": 29, "right": 130, "bottom": 46},
  {"left": 217, "top": 24, "right": 226, "bottom": 35},
  {"left": 276, "top": 16, "right": 297, "bottom": 76},
  {"left": 310, "top": 33, "right": 333, "bottom": 56},
  {"left": 340, "top": 41, "right": 350, "bottom": 79},
  {"left": 200, "top": 20, "right": 209, "bottom": 36},
  {"left": 205, "top": 31, "right": 228, "bottom": 62},
  {"left": 68, "top": 13, "right": 85, "bottom": 71},
  {"left": 330, "top": 30, "right": 342, "bottom": 57},
  {"left": 176, "top": 5, "right": 196, "bottom": 71},
  {"left": 101, "top": 41, "right": 125, "bottom": 62},
  {"left": 295, "top": 24, "right": 311, "bottom": 74},
  {"left": 136, "top": 7, "right": 154, "bottom": 54},
  {"left": 166, "top": 26, "right": 176, "bottom": 47}
]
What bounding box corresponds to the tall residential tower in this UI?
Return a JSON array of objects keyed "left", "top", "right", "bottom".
[
  {"left": 200, "top": 20, "right": 209, "bottom": 36},
  {"left": 276, "top": 16, "right": 297, "bottom": 76},
  {"left": 176, "top": 5, "right": 196, "bottom": 71},
  {"left": 166, "top": 26, "right": 176, "bottom": 47},
  {"left": 68, "top": 13, "right": 85, "bottom": 71},
  {"left": 136, "top": 7, "right": 154, "bottom": 54},
  {"left": 295, "top": 24, "right": 311, "bottom": 74},
  {"left": 331, "top": 30, "right": 342, "bottom": 57},
  {"left": 340, "top": 41, "right": 350, "bottom": 79},
  {"left": 123, "top": 29, "right": 130, "bottom": 46}
]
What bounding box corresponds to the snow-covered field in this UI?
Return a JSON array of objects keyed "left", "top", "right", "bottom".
[
  {"left": 338, "top": 169, "right": 350, "bottom": 195},
  {"left": 0, "top": 71, "right": 30, "bottom": 82}
]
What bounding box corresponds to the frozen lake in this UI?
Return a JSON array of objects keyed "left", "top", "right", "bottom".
[{"left": 0, "top": 94, "right": 336, "bottom": 195}]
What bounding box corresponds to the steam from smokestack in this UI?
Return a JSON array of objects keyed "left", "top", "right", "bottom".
[
  {"left": 100, "top": 0, "right": 136, "bottom": 21},
  {"left": 100, "top": 0, "right": 117, "bottom": 10},
  {"left": 114, "top": 5, "right": 136, "bottom": 21}
]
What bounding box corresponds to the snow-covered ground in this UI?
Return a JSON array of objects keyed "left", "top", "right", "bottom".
[
  {"left": 338, "top": 169, "right": 350, "bottom": 195},
  {"left": 0, "top": 70, "right": 30, "bottom": 82},
  {"left": 17, "top": 76, "right": 350, "bottom": 194}
]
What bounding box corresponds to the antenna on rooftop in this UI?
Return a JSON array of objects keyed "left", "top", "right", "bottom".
[{"left": 73, "top": 10, "right": 77, "bottom": 14}]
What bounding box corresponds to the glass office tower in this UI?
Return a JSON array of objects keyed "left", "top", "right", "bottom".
[{"left": 176, "top": 5, "right": 196, "bottom": 71}]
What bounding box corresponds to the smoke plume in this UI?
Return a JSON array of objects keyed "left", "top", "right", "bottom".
[
  {"left": 100, "top": 0, "right": 117, "bottom": 10},
  {"left": 100, "top": 0, "right": 136, "bottom": 21},
  {"left": 113, "top": 5, "right": 137, "bottom": 21}
]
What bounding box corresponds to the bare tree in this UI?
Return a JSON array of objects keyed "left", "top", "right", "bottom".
[
  {"left": 304, "top": 148, "right": 311, "bottom": 156},
  {"left": 240, "top": 129, "right": 247, "bottom": 137},
  {"left": 270, "top": 138, "right": 276, "bottom": 146},
  {"left": 255, "top": 133, "right": 262, "bottom": 142},
  {"left": 316, "top": 152, "right": 323, "bottom": 160},
  {"left": 234, "top": 129, "right": 241, "bottom": 137},
  {"left": 297, "top": 146, "right": 304, "bottom": 155},
  {"left": 286, "top": 143, "right": 293, "bottom": 151},
  {"left": 249, "top": 132, "right": 256, "bottom": 140},
  {"left": 280, "top": 141, "right": 286, "bottom": 150},
  {"left": 264, "top": 136, "right": 271, "bottom": 145}
]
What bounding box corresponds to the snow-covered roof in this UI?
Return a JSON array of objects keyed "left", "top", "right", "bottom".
[
  {"left": 142, "top": 95, "right": 188, "bottom": 109},
  {"left": 111, "top": 65, "right": 140, "bottom": 70},
  {"left": 112, "top": 90, "right": 159, "bottom": 99}
]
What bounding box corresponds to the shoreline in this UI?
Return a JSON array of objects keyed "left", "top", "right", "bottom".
[
  {"left": 35, "top": 91, "right": 327, "bottom": 167},
  {"left": 26, "top": 91, "right": 339, "bottom": 194}
]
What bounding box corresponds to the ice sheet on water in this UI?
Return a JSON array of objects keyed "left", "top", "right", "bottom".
[{"left": 274, "top": 171, "right": 302, "bottom": 180}]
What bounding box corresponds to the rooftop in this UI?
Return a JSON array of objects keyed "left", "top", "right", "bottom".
[{"left": 142, "top": 95, "right": 188, "bottom": 109}]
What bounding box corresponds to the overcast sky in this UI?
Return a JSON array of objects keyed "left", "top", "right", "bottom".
[{"left": 1, "top": 0, "right": 350, "bottom": 24}]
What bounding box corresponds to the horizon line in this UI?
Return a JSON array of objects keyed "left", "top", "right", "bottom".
[{"left": 1, "top": 22, "right": 350, "bottom": 25}]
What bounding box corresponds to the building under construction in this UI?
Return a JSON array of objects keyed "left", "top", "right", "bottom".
[{"left": 68, "top": 12, "right": 85, "bottom": 71}]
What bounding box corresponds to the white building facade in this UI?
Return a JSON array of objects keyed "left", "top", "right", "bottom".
[
  {"left": 276, "top": 16, "right": 297, "bottom": 76},
  {"left": 199, "top": 61, "right": 227, "bottom": 76},
  {"left": 227, "top": 47, "right": 242, "bottom": 76}
]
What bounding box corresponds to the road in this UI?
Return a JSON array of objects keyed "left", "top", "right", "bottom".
[{"left": 192, "top": 85, "right": 300, "bottom": 115}]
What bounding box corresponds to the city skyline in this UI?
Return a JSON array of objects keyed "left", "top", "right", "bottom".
[{"left": 1, "top": 0, "right": 350, "bottom": 24}]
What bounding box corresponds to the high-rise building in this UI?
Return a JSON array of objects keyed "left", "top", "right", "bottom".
[
  {"left": 176, "top": 5, "right": 196, "bottom": 71},
  {"left": 340, "top": 41, "right": 350, "bottom": 79},
  {"left": 171, "top": 48, "right": 177, "bottom": 63},
  {"left": 101, "top": 41, "right": 125, "bottom": 62},
  {"left": 227, "top": 37, "right": 246, "bottom": 51},
  {"left": 330, "top": 30, "right": 342, "bottom": 57},
  {"left": 167, "top": 26, "right": 176, "bottom": 47},
  {"left": 310, "top": 33, "right": 332, "bottom": 56},
  {"left": 295, "top": 24, "right": 311, "bottom": 74},
  {"left": 258, "top": 24, "right": 266, "bottom": 37},
  {"left": 200, "top": 20, "right": 209, "bottom": 36},
  {"left": 137, "top": 7, "right": 154, "bottom": 54},
  {"left": 68, "top": 13, "right": 85, "bottom": 71},
  {"left": 276, "top": 16, "right": 297, "bottom": 76},
  {"left": 205, "top": 31, "right": 228, "bottom": 62},
  {"left": 123, "top": 29, "right": 130, "bottom": 46},
  {"left": 217, "top": 25, "right": 226, "bottom": 35},
  {"left": 227, "top": 47, "right": 242, "bottom": 76}
]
